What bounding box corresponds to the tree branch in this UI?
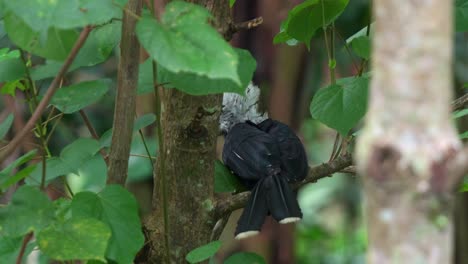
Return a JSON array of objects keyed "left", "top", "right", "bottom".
[
  {"left": 0, "top": 26, "right": 93, "bottom": 162},
  {"left": 452, "top": 93, "right": 468, "bottom": 111},
  {"left": 107, "top": 0, "right": 142, "bottom": 185},
  {"left": 214, "top": 153, "right": 353, "bottom": 218},
  {"left": 224, "top": 17, "right": 263, "bottom": 40}
]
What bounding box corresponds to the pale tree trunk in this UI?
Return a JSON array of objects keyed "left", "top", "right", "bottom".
[
  {"left": 356, "top": 1, "right": 462, "bottom": 263},
  {"left": 144, "top": 1, "right": 231, "bottom": 263}
]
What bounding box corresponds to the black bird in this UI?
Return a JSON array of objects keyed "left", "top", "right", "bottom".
[{"left": 222, "top": 120, "right": 308, "bottom": 239}]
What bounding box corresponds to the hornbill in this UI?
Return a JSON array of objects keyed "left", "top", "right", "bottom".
[{"left": 220, "top": 84, "right": 308, "bottom": 239}]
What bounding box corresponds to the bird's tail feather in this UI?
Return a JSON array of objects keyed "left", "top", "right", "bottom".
[
  {"left": 267, "top": 172, "right": 302, "bottom": 224},
  {"left": 235, "top": 177, "right": 268, "bottom": 239}
]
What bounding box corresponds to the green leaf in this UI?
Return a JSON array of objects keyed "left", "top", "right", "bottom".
[
  {"left": 214, "top": 161, "right": 243, "bottom": 193},
  {"left": 0, "top": 48, "right": 20, "bottom": 61},
  {"left": 157, "top": 48, "right": 256, "bottom": 95},
  {"left": 100, "top": 114, "right": 158, "bottom": 148},
  {"left": 0, "top": 236, "right": 26, "bottom": 263},
  {"left": 455, "top": 0, "right": 468, "bottom": 32},
  {"left": 224, "top": 252, "right": 266, "bottom": 264},
  {"left": 459, "top": 131, "right": 468, "bottom": 139},
  {"left": 0, "top": 186, "right": 55, "bottom": 236},
  {"left": 453, "top": 109, "right": 468, "bottom": 119},
  {"left": 350, "top": 35, "right": 370, "bottom": 60},
  {"left": 310, "top": 75, "right": 369, "bottom": 135},
  {"left": 3, "top": 0, "right": 125, "bottom": 34},
  {"left": 273, "top": 22, "right": 299, "bottom": 46},
  {"left": 0, "top": 113, "right": 14, "bottom": 140},
  {"left": 0, "top": 165, "right": 37, "bottom": 191},
  {"left": 134, "top": 113, "right": 157, "bottom": 131},
  {"left": 136, "top": 1, "right": 240, "bottom": 87},
  {"left": 186, "top": 241, "right": 222, "bottom": 263},
  {"left": 72, "top": 21, "right": 122, "bottom": 68},
  {"left": 50, "top": 79, "right": 111, "bottom": 114},
  {"left": 71, "top": 185, "right": 144, "bottom": 263},
  {"left": 346, "top": 24, "right": 374, "bottom": 44},
  {"left": 277, "top": 0, "right": 349, "bottom": 48},
  {"left": 27, "top": 138, "right": 102, "bottom": 186},
  {"left": 0, "top": 150, "right": 37, "bottom": 176},
  {"left": 137, "top": 59, "right": 154, "bottom": 95},
  {"left": 0, "top": 79, "right": 27, "bottom": 96},
  {"left": 0, "top": 58, "right": 26, "bottom": 82},
  {"left": 229, "top": 0, "right": 236, "bottom": 8},
  {"left": 30, "top": 21, "right": 122, "bottom": 81},
  {"left": 67, "top": 153, "right": 107, "bottom": 193},
  {"left": 127, "top": 136, "right": 158, "bottom": 182},
  {"left": 4, "top": 13, "right": 79, "bottom": 60},
  {"left": 37, "top": 218, "right": 111, "bottom": 261},
  {"left": 0, "top": 150, "right": 38, "bottom": 191}
]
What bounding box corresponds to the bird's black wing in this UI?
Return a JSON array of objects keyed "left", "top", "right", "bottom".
[
  {"left": 222, "top": 122, "right": 281, "bottom": 187},
  {"left": 258, "top": 119, "right": 308, "bottom": 183}
]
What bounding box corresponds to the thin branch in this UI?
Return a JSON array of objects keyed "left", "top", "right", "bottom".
[
  {"left": 214, "top": 153, "right": 353, "bottom": 218},
  {"left": 210, "top": 213, "right": 231, "bottom": 241},
  {"left": 0, "top": 26, "right": 93, "bottom": 162},
  {"left": 452, "top": 93, "right": 468, "bottom": 111},
  {"left": 16, "top": 232, "right": 33, "bottom": 264},
  {"left": 225, "top": 17, "right": 263, "bottom": 40},
  {"left": 79, "top": 110, "right": 108, "bottom": 164}
]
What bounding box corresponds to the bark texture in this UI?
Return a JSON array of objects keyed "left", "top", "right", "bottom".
[
  {"left": 356, "top": 1, "right": 462, "bottom": 263},
  {"left": 107, "top": 0, "right": 142, "bottom": 185},
  {"left": 145, "top": 1, "right": 231, "bottom": 263}
]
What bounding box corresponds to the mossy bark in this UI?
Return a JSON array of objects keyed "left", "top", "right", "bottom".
[{"left": 144, "top": 1, "right": 231, "bottom": 263}]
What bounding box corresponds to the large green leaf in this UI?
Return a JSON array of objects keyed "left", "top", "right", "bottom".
[
  {"left": 310, "top": 75, "right": 369, "bottom": 135},
  {"left": 4, "top": 13, "right": 78, "bottom": 60},
  {"left": 214, "top": 161, "right": 244, "bottom": 193},
  {"left": 157, "top": 48, "right": 256, "bottom": 95},
  {"left": 50, "top": 79, "right": 111, "bottom": 114},
  {"left": 456, "top": 0, "right": 468, "bottom": 32},
  {"left": 224, "top": 252, "right": 266, "bottom": 264},
  {"left": 136, "top": 1, "right": 241, "bottom": 89},
  {"left": 27, "top": 138, "right": 102, "bottom": 186},
  {"left": 276, "top": 0, "right": 349, "bottom": 48},
  {"left": 186, "top": 241, "right": 222, "bottom": 264},
  {"left": 37, "top": 218, "right": 111, "bottom": 262},
  {"left": 0, "top": 113, "right": 14, "bottom": 140},
  {"left": 71, "top": 185, "right": 144, "bottom": 263},
  {"left": 0, "top": 186, "right": 55, "bottom": 236},
  {"left": 3, "top": 0, "right": 126, "bottom": 34}
]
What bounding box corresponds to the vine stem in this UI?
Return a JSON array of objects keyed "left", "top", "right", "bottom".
[{"left": 0, "top": 26, "right": 93, "bottom": 162}]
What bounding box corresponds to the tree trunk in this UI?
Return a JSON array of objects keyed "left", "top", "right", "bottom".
[
  {"left": 145, "top": 1, "right": 231, "bottom": 263},
  {"left": 356, "top": 1, "right": 462, "bottom": 263}
]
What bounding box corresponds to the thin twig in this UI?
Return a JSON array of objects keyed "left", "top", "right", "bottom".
[
  {"left": 16, "top": 232, "right": 33, "bottom": 264},
  {"left": 0, "top": 26, "right": 93, "bottom": 162},
  {"left": 79, "top": 110, "right": 108, "bottom": 165},
  {"left": 210, "top": 213, "right": 231, "bottom": 241},
  {"left": 452, "top": 93, "right": 468, "bottom": 111}
]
